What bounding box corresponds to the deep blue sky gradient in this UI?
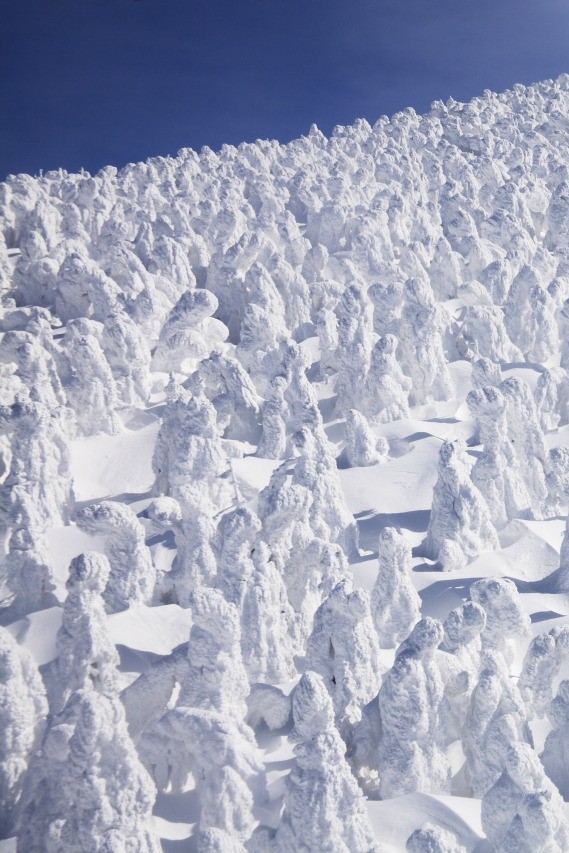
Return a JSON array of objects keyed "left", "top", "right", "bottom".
[{"left": 1, "top": 0, "right": 569, "bottom": 178}]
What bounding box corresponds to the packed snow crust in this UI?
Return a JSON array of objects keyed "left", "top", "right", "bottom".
[{"left": 4, "top": 74, "right": 569, "bottom": 850}]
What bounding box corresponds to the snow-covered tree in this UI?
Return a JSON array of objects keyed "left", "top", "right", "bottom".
[
  {"left": 0, "top": 628, "right": 48, "bottom": 837},
  {"left": 57, "top": 318, "right": 122, "bottom": 436},
  {"left": 481, "top": 742, "right": 569, "bottom": 852},
  {"left": 370, "top": 526, "right": 421, "bottom": 648},
  {"left": 49, "top": 552, "right": 119, "bottom": 712},
  {"left": 425, "top": 439, "right": 498, "bottom": 569},
  {"left": 75, "top": 501, "right": 156, "bottom": 613},
  {"left": 469, "top": 577, "right": 530, "bottom": 665},
  {"left": 363, "top": 333, "right": 411, "bottom": 424},
  {"left": 378, "top": 617, "right": 450, "bottom": 797},
  {"left": 345, "top": 409, "right": 388, "bottom": 467},
  {"left": 304, "top": 580, "right": 382, "bottom": 733},
  {"left": 17, "top": 688, "right": 160, "bottom": 852},
  {"left": 274, "top": 671, "right": 379, "bottom": 853},
  {"left": 292, "top": 424, "right": 359, "bottom": 559}
]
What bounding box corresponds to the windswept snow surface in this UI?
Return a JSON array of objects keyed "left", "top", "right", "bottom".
[{"left": 4, "top": 74, "right": 569, "bottom": 850}]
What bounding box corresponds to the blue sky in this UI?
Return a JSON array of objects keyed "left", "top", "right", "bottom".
[{"left": 1, "top": 0, "right": 569, "bottom": 178}]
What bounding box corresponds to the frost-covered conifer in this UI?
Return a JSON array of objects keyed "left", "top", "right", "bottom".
[
  {"left": 370, "top": 526, "right": 421, "bottom": 647},
  {"left": 58, "top": 318, "right": 122, "bottom": 436},
  {"left": 3, "top": 527, "right": 56, "bottom": 618},
  {"left": 304, "top": 581, "right": 382, "bottom": 732},
  {"left": 268, "top": 252, "right": 313, "bottom": 341},
  {"left": 152, "top": 384, "right": 234, "bottom": 511},
  {"left": 534, "top": 366, "right": 569, "bottom": 432},
  {"left": 438, "top": 601, "right": 487, "bottom": 747},
  {"left": 481, "top": 742, "right": 569, "bottom": 851},
  {"left": 147, "top": 495, "right": 217, "bottom": 605},
  {"left": 292, "top": 424, "right": 359, "bottom": 558},
  {"left": 425, "top": 439, "right": 498, "bottom": 569},
  {"left": 17, "top": 688, "right": 160, "bottom": 852},
  {"left": 519, "top": 627, "right": 569, "bottom": 718},
  {"left": 49, "top": 552, "right": 119, "bottom": 712},
  {"left": 469, "top": 577, "right": 530, "bottom": 664},
  {"left": 236, "top": 262, "right": 289, "bottom": 394},
  {"left": 378, "top": 617, "right": 450, "bottom": 797},
  {"left": 152, "top": 288, "right": 228, "bottom": 374},
  {"left": 334, "top": 282, "right": 374, "bottom": 414},
  {"left": 462, "top": 650, "right": 532, "bottom": 797},
  {"left": 471, "top": 356, "right": 502, "bottom": 389},
  {"left": 500, "top": 376, "right": 550, "bottom": 518},
  {"left": 398, "top": 278, "right": 453, "bottom": 405},
  {"left": 504, "top": 264, "right": 558, "bottom": 361},
  {"left": 192, "top": 350, "right": 262, "bottom": 441},
  {"left": 0, "top": 628, "right": 48, "bottom": 837},
  {"left": 256, "top": 374, "right": 289, "bottom": 459},
  {"left": 0, "top": 397, "right": 73, "bottom": 536},
  {"left": 246, "top": 684, "right": 291, "bottom": 732},
  {"left": 467, "top": 386, "right": 532, "bottom": 527},
  {"left": 316, "top": 303, "right": 339, "bottom": 378},
  {"left": 141, "top": 705, "right": 263, "bottom": 818},
  {"left": 364, "top": 333, "right": 411, "bottom": 424},
  {"left": 257, "top": 474, "right": 349, "bottom": 650},
  {"left": 240, "top": 541, "right": 295, "bottom": 683},
  {"left": 54, "top": 251, "right": 122, "bottom": 323},
  {"left": 75, "top": 501, "right": 156, "bottom": 613},
  {"left": 406, "top": 824, "right": 466, "bottom": 853},
  {"left": 540, "top": 679, "right": 569, "bottom": 800},
  {"left": 100, "top": 309, "right": 152, "bottom": 407},
  {"left": 0, "top": 329, "right": 65, "bottom": 411},
  {"left": 456, "top": 305, "right": 521, "bottom": 363},
  {"left": 345, "top": 409, "right": 388, "bottom": 467},
  {"left": 275, "top": 671, "right": 379, "bottom": 853}
]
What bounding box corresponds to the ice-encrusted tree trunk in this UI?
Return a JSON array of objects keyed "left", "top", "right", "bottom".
[
  {"left": 425, "top": 439, "right": 498, "bottom": 570},
  {"left": 0, "top": 628, "right": 48, "bottom": 837},
  {"left": 370, "top": 526, "right": 421, "bottom": 648}
]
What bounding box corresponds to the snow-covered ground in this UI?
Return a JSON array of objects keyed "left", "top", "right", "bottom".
[{"left": 3, "top": 73, "right": 569, "bottom": 851}]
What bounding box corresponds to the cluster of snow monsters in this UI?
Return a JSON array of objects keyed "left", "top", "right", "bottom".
[{"left": 3, "top": 73, "right": 569, "bottom": 850}]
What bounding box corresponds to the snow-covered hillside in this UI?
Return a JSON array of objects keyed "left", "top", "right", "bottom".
[{"left": 3, "top": 73, "right": 569, "bottom": 851}]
